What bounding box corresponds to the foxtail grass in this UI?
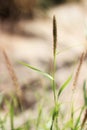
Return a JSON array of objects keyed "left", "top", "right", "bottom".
[
  {"left": 20, "top": 16, "right": 73, "bottom": 130},
  {"left": 73, "top": 52, "right": 86, "bottom": 89},
  {"left": 52, "top": 15, "right": 57, "bottom": 104},
  {"left": 53, "top": 15, "right": 57, "bottom": 57},
  {"left": 0, "top": 15, "right": 86, "bottom": 130},
  {"left": 2, "top": 49, "right": 22, "bottom": 99}
]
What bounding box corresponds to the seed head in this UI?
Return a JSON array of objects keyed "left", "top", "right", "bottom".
[
  {"left": 53, "top": 15, "right": 57, "bottom": 56},
  {"left": 2, "top": 49, "right": 22, "bottom": 98},
  {"left": 73, "top": 52, "right": 85, "bottom": 89}
]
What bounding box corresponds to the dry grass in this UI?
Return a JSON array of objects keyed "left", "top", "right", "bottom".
[
  {"left": 73, "top": 51, "right": 86, "bottom": 88},
  {"left": 2, "top": 48, "right": 23, "bottom": 99}
]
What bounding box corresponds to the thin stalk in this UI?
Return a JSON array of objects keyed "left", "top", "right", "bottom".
[
  {"left": 81, "top": 108, "right": 87, "bottom": 129},
  {"left": 50, "top": 15, "right": 59, "bottom": 130},
  {"left": 50, "top": 118, "right": 54, "bottom": 130},
  {"left": 53, "top": 54, "right": 57, "bottom": 104},
  {"left": 10, "top": 100, "right": 14, "bottom": 130},
  {"left": 52, "top": 15, "right": 57, "bottom": 105},
  {"left": 55, "top": 117, "right": 59, "bottom": 130}
]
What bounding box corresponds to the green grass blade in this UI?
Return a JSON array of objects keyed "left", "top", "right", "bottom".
[
  {"left": 10, "top": 100, "right": 14, "bottom": 130},
  {"left": 71, "top": 103, "right": 74, "bottom": 130},
  {"left": 74, "top": 106, "right": 84, "bottom": 129},
  {"left": 50, "top": 104, "right": 60, "bottom": 130},
  {"left": 58, "top": 75, "right": 72, "bottom": 98},
  {"left": 83, "top": 81, "right": 87, "bottom": 106},
  {"left": 20, "top": 62, "right": 53, "bottom": 80},
  {"left": 62, "top": 119, "right": 73, "bottom": 130},
  {"left": 36, "top": 105, "right": 43, "bottom": 130}
]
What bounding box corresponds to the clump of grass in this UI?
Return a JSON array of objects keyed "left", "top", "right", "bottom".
[
  {"left": 0, "top": 16, "right": 87, "bottom": 130},
  {"left": 20, "top": 16, "right": 87, "bottom": 130},
  {"left": 20, "top": 16, "right": 72, "bottom": 130}
]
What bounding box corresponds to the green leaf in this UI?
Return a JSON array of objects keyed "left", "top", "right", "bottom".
[
  {"left": 58, "top": 75, "right": 72, "bottom": 98},
  {"left": 19, "top": 62, "right": 53, "bottom": 81},
  {"left": 83, "top": 81, "right": 87, "bottom": 106},
  {"left": 62, "top": 119, "right": 74, "bottom": 130},
  {"left": 74, "top": 106, "right": 84, "bottom": 129},
  {"left": 36, "top": 105, "right": 43, "bottom": 129},
  {"left": 10, "top": 100, "right": 14, "bottom": 130},
  {"left": 71, "top": 103, "right": 74, "bottom": 129},
  {"left": 50, "top": 104, "right": 60, "bottom": 130}
]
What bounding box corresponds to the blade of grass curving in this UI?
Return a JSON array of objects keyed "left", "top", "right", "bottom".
[
  {"left": 58, "top": 75, "right": 72, "bottom": 98},
  {"left": 19, "top": 62, "right": 53, "bottom": 81},
  {"left": 74, "top": 106, "right": 84, "bottom": 129}
]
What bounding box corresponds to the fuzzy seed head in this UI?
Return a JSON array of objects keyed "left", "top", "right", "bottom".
[
  {"left": 2, "top": 49, "right": 23, "bottom": 98},
  {"left": 73, "top": 52, "right": 85, "bottom": 89},
  {"left": 53, "top": 15, "right": 57, "bottom": 56}
]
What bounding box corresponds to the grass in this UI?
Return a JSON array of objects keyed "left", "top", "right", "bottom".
[{"left": 0, "top": 16, "right": 87, "bottom": 130}]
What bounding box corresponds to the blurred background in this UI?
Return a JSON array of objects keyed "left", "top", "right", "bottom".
[
  {"left": 0, "top": 0, "right": 87, "bottom": 129},
  {"left": 0, "top": 0, "right": 86, "bottom": 19}
]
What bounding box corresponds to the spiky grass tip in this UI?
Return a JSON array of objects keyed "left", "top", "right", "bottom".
[{"left": 53, "top": 15, "right": 57, "bottom": 57}]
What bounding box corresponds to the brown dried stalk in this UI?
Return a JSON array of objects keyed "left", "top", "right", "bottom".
[
  {"left": 73, "top": 52, "right": 86, "bottom": 89},
  {"left": 53, "top": 15, "right": 57, "bottom": 57},
  {"left": 2, "top": 49, "right": 23, "bottom": 99},
  {"left": 81, "top": 109, "right": 87, "bottom": 128}
]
